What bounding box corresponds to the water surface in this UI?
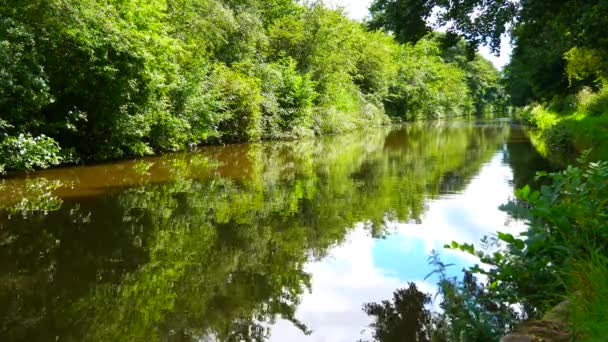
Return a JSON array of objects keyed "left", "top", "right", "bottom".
[{"left": 0, "top": 121, "right": 554, "bottom": 341}]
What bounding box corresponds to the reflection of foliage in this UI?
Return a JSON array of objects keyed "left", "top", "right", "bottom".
[
  {"left": 363, "top": 283, "right": 432, "bottom": 342},
  {"left": 73, "top": 177, "right": 314, "bottom": 341},
  {"left": 1, "top": 178, "right": 64, "bottom": 218},
  {"left": 0, "top": 123, "right": 511, "bottom": 341},
  {"left": 131, "top": 160, "right": 154, "bottom": 176}
]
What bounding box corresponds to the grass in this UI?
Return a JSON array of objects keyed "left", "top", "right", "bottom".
[{"left": 568, "top": 254, "right": 608, "bottom": 341}]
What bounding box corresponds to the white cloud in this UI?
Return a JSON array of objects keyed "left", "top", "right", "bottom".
[
  {"left": 334, "top": 0, "right": 373, "bottom": 21},
  {"left": 393, "top": 152, "right": 525, "bottom": 257}
]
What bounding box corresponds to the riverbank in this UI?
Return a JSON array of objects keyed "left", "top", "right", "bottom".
[
  {"left": 0, "top": 113, "right": 501, "bottom": 178},
  {"left": 427, "top": 94, "right": 608, "bottom": 341},
  {"left": 516, "top": 92, "right": 608, "bottom": 162}
]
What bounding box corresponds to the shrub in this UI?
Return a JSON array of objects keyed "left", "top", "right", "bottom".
[
  {"left": 0, "top": 17, "right": 51, "bottom": 129},
  {"left": 354, "top": 30, "right": 399, "bottom": 96},
  {"left": 258, "top": 59, "right": 317, "bottom": 138},
  {"left": 542, "top": 123, "right": 572, "bottom": 151},
  {"left": 0, "top": 134, "right": 62, "bottom": 173},
  {"left": 386, "top": 37, "right": 473, "bottom": 120},
  {"left": 212, "top": 64, "right": 263, "bottom": 142},
  {"left": 149, "top": 111, "right": 192, "bottom": 152},
  {"left": 578, "top": 86, "right": 608, "bottom": 116}
]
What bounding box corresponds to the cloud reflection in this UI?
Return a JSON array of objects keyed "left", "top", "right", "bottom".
[{"left": 271, "top": 151, "right": 525, "bottom": 341}]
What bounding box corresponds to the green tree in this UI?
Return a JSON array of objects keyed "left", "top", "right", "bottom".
[
  {"left": 367, "top": 0, "right": 433, "bottom": 44},
  {"left": 367, "top": 0, "right": 608, "bottom": 103}
]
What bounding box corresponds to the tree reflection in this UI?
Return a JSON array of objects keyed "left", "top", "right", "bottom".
[{"left": 363, "top": 283, "right": 432, "bottom": 342}]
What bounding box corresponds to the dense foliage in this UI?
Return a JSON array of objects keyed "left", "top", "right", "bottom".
[{"left": 0, "top": 0, "right": 503, "bottom": 174}]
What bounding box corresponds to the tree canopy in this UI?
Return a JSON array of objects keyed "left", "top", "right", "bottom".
[{"left": 368, "top": 0, "right": 608, "bottom": 103}]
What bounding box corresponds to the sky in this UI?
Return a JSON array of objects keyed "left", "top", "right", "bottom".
[{"left": 333, "top": 0, "right": 512, "bottom": 69}]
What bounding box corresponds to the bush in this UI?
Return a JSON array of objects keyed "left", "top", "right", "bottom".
[
  {"left": 212, "top": 64, "right": 263, "bottom": 142},
  {"left": 257, "top": 59, "right": 317, "bottom": 138},
  {"left": 0, "top": 134, "right": 62, "bottom": 173},
  {"left": 542, "top": 123, "right": 572, "bottom": 151},
  {"left": 149, "top": 111, "right": 192, "bottom": 152},
  {"left": 578, "top": 86, "right": 608, "bottom": 116},
  {"left": 0, "top": 17, "right": 51, "bottom": 129},
  {"left": 386, "top": 37, "right": 473, "bottom": 120},
  {"left": 354, "top": 30, "right": 398, "bottom": 96}
]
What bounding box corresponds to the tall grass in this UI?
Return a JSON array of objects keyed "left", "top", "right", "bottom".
[{"left": 568, "top": 253, "right": 608, "bottom": 341}]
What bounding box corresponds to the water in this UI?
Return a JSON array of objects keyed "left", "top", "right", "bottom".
[{"left": 0, "top": 120, "right": 555, "bottom": 341}]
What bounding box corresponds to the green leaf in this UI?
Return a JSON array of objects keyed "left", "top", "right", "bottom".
[
  {"left": 517, "top": 185, "right": 531, "bottom": 200},
  {"left": 497, "top": 232, "right": 515, "bottom": 244},
  {"left": 513, "top": 239, "right": 525, "bottom": 250}
]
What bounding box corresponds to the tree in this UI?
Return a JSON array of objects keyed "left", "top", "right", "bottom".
[
  {"left": 368, "top": 0, "right": 608, "bottom": 102},
  {"left": 367, "top": 0, "right": 434, "bottom": 44}
]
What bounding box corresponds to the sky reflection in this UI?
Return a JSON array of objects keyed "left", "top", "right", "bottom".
[{"left": 271, "top": 149, "right": 526, "bottom": 342}]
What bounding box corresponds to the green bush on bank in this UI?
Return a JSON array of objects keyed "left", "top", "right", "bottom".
[
  {"left": 255, "top": 59, "right": 317, "bottom": 139},
  {"left": 0, "top": 134, "right": 62, "bottom": 174},
  {"left": 385, "top": 38, "right": 473, "bottom": 120}
]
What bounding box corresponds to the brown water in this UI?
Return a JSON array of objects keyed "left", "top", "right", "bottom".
[{"left": 0, "top": 120, "right": 555, "bottom": 341}]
